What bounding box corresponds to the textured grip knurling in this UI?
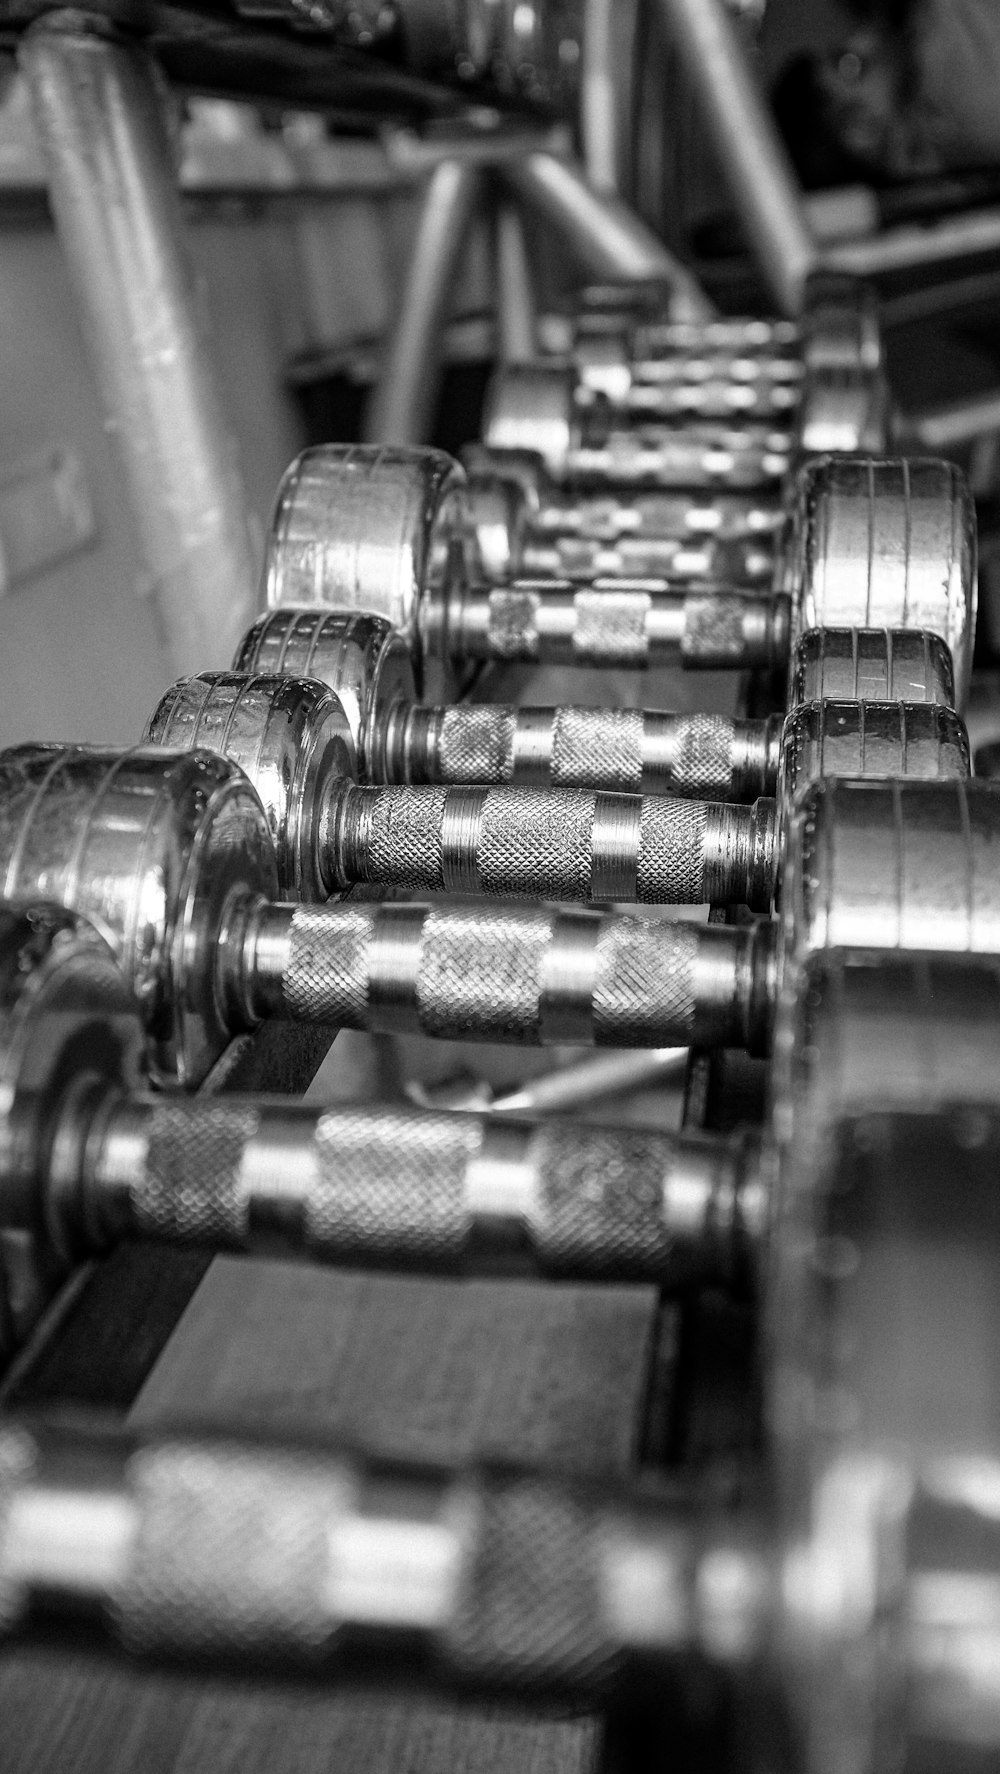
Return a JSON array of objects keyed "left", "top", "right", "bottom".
[
  {"left": 682, "top": 595, "right": 750, "bottom": 663},
  {"left": 636, "top": 801, "right": 707, "bottom": 902},
  {"left": 476, "top": 789, "right": 594, "bottom": 899},
  {"left": 530, "top": 1126, "right": 676, "bottom": 1278},
  {"left": 137, "top": 1103, "right": 259, "bottom": 1245},
  {"left": 436, "top": 707, "right": 517, "bottom": 785},
  {"left": 672, "top": 713, "right": 739, "bottom": 799},
  {"left": 416, "top": 907, "right": 553, "bottom": 1042},
  {"left": 487, "top": 589, "right": 541, "bottom": 660},
  {"left": 346, "top": 786, "right": 448, "bottom": 889},
  {"left": 283, "top": 903, "right": 378, "bottom": 1026},
  {"left": 551, "top": 708, "right": 643, "bottom": 792},
  {"left": 116, "top": 1443, "right": 346, "bottom": 1659},
  {"left": 592, "top": 917, "right": 698, "bottom": 1043},
  {"left": 306, "top": 1109, "right": 482, "bottom": 1263},
  {"left": 572, "top": 590, "right": 649, "bottom": 664},
  {"left": 445, "top": 1477, "right": 621, "bottom": 1692}
]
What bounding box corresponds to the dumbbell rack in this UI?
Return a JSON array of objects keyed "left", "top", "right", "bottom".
[{"left": 0, "top": 277, "right": 995, "bottom": 1774}]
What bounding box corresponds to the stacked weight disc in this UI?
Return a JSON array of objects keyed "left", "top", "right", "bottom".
[{"left": 1, "top": 276, "right": 999, "bottom": 1774}]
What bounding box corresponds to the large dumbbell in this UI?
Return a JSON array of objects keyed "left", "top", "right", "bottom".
[
  {"left": 0, "top": 736, "right": 980, "bottom": 1089},
  {"left": 266, "top": 451, "right": 975, "bottom": 699},
  {"left": 4, "top": 955, "right": 999, "bottom": 1774},
  {"left": 235, "top": 607, "right": 958, "bottom": 800}
]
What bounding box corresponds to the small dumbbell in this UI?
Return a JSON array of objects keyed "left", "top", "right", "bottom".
[
  {"left": 461, "top": 444, "right": 789, "bottom": 581},
  {"left": 236, "top": 607, "right": 957, "bottom": 800},
  {"left": 266, "top": 452, "right": 975, "bottom": 701},
  {"left": 4, "top": 958, "right": 999, "bottom": 1774},
  {"left": 567, "top": 273, "right": 881, "bottom": 417},
  {"left": 481, "top": 356, "right": 888, "bottom": 492}
]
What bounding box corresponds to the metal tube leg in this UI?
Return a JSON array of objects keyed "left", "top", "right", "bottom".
[
  {"left": 20, "top": 14, "right": 259, "bottom": 676},
  {"left": 364, "top": 157, "right": 484, "bottom": 446},
  {"left": 501, "top": 150, "right": 713, "bottom": 320},
  {"left": 494, "top": 197, "right": 537, "bottom": 365},
  {"left": 656, "top": 0, "right": 816, "bottom": 316}
]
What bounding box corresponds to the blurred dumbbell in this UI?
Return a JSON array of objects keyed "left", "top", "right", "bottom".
[
  {"left": 266, "top": 451, "right": 975, "bottom": 699},
  {"left": 6, "top": 948, "right": 1000, "bottom": 1774},
  {"left": 235, "top": 607, "right": 957, "bottom": 800},
  {"left": 565, "top": 272, "right": 881, "bottom": 422},
  {"left": 480, "top": 354, "right": 887, "bottom": 492}
]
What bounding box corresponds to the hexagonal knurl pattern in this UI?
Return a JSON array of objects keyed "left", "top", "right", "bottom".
[
  {"left": 116, "top": 1442, "right": 346, "bottom": 1659},
  {"left": 487, "top": 589, "right": 541, "bottom": 660},
  {"left": 673, "top": 713, "right": 739, "bottom": 798},
  {"left": 283, "top": 903, "right": 378, "bottom": 1026},
  {"left": 307, "top": 1109, "right": 481, "bottom": 1262},
  {"left": 476, "top": 789, "right": 595, "bottom": 899},
  {"left": 138, "top": 1103, "right": 258, "bottom": 1245},
  {"left": 550, "top": 707, "right": 644, "bottom": 791},
  {"left": 592, "top": 917, "right": 698, "bottom": 1044},
  {"left": 636, "top": 801, "right": 708, "bottom": 902},
  {"left": 444, "top": 1475, "right": 623, "bottom": 1693},
  {"left": 572, "top": 589, "right": 649, "bottom": 664},
  {"left": 416, "top": 907, "right": 552, "bottom": 1042},
  {"left": 437, "top": 707, "right": 517, "bottom": 784}
]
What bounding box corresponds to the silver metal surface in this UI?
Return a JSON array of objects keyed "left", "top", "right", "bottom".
[
  {"left": 20, "top": 18, "right": 258, "bottom": 676},
  {"left": 655, "top": 0, "right": 815, "bottom": 315},
  {"left": 364, "top": 157, "right": 484, "bottom": 447}
]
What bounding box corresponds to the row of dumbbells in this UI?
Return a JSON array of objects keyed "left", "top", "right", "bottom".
[
  {"left": 0, "top": 282, "right": 998, "bottom": 1771},
  {"left": 0, "top": 455, "right": 983, "bottom": 1334}
]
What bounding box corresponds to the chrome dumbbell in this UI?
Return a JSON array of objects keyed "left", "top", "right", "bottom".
[
  {"left": 0, "top": 744, "right": 981, "bottom": 1089},
  {"left": 143, "top": 664, "right": 970, "bottom": 913},
  {"left": 266, "top": 451, "right": 975, "bottom": 699},
  {"left": 236, "top": 607, "right": 957, "bottom": 800},
  {"left": 565, "top": 272, "right": 881, "bottom": 422},
  {"left": 481, "top": 355, "right": 887, "bottom": 493},
  {"left": 0, "top": 898, "right": 990, "bottom": 1352},
  {"left": 6, "top": 951, "right": 1000, "bottom": 1774}
]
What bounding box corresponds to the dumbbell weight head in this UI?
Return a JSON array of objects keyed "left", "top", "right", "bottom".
[
  {"left": 789, "top": 625, "right": 956, "bottom": 708},
  {"left": 785, "top": 456, "right": 977, "bottom": 700},
  {"left": 0, "top": 746, "right": 278, "bottom": 1088},
  {"left": 0, "top": 901, "right": 147, "bottom": 1358},
  {"left": 232, "top": 608, "right": 416, "bottom": 780},
  {"left": 265, "top": 444, "right": 463, "bottom": 669},
  {"left": 144, "top": 672, "right": 355, "bottom": 903}
]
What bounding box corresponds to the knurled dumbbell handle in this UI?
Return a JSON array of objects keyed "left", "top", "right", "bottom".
[
  {"left": 241, "top": 901, "right": 776, "bottom": 1052},
  {"left": 0, "top": 1422, "right": 770, "bottom": 1688},
  {"left": 517, "top": 533, "right": 775, "bottom": 583},
  {"left": 610, "top": 377, "right": 800, "bottom": 421},
  {"left": 524, "top": 490, "right": 785, "bottom": 544},
  {"left": 427, "top": 582, "right": 789, "bottom": 670},
  {"left": 322, "top": 785, "right": 777, "bottom": 908},
  {"left": 561, "top": 432, "right": 792, "bottom": 488},
  {"left": 383, "top": 704, "right": 781, "bottom": 802},
  {"left": 87, "top": 1100, "right": 758, "bottom": 1289}
]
